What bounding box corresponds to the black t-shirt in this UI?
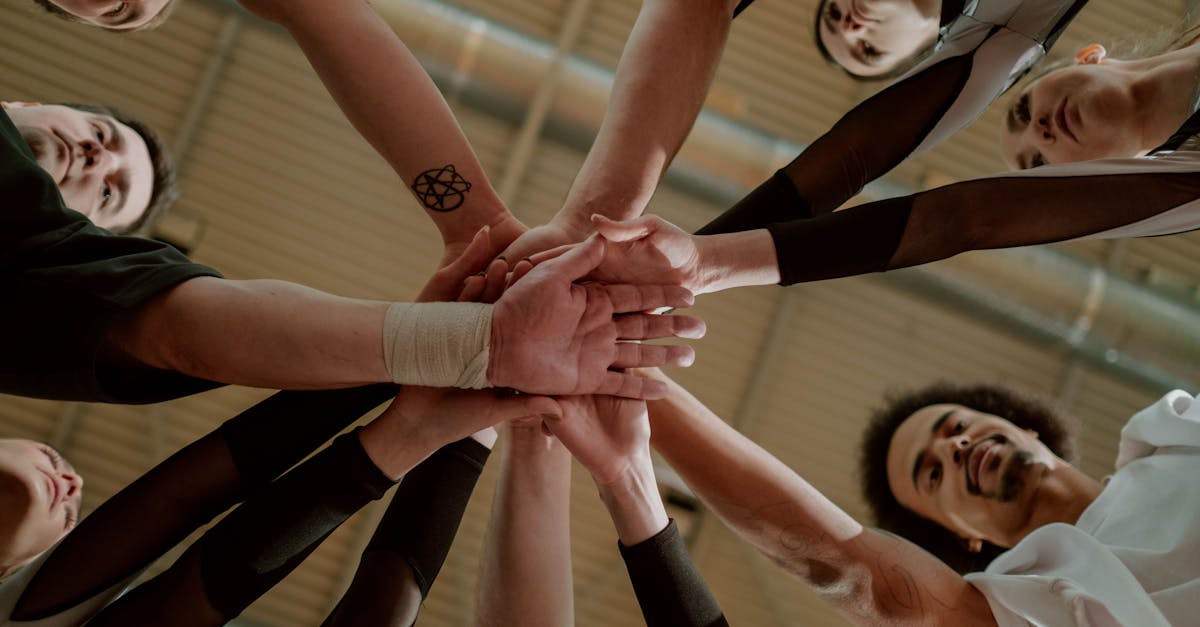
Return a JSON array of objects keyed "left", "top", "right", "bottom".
[{"left": 0, "top": 110, "right": 222, "bottom": 403}]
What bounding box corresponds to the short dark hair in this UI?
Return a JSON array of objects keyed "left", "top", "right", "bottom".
[
  {"left": 859, "top": 382, "right": 1074, "bottom": 574},
  {"left": 812, "top": 0, "right": 935, "bottom": 82},
  {"left": 31, "top": 0, "right": 177, "bottom": 31},
  {"left": 62, "top": 103, "right": 179, "bottom": 234}
]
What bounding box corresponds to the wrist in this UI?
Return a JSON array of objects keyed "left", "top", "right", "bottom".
[
  {"left": 595, "top": 454, "right": 669, "bottom": 545},
  {"left": 693, "top": 229, "right": 781, "bottom": 294}
]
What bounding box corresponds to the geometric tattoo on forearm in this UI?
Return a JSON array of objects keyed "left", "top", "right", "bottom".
[{"left": 411, "top": 164, "right": 472, "bottom": 212}]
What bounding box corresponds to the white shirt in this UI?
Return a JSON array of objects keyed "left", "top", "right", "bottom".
[{"left": 966, "top": 390, "right": 1200, "bottom": 626}]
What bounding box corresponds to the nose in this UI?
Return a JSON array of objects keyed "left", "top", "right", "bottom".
[
  {"left": 1034, "top": 115, "right": 1054, "bottom": 144},
  {"left": 943, "top": 434, "right": 971, "bottom": 466},
  {"left": 79, "top": 140, "right": 112, "bottom": 171},
  {"left": 841, "top": 11, "right": 864, "bottom": 31},
  {"left": 61, "top": 470, "right": 83, "bottom": 500}
]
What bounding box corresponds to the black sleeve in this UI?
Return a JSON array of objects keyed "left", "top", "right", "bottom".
[
  {"left": 764, "top": 162, "right": 1200, "bottom": 285},
  {"left": 323, "top": 437, "right": 491, "bottom": 627},
  {"left": 10, "top": 385, "right": 395, "bottom": 622},
  {"left": 619, "top": 520, "right": 728, "bottom": 627},
  {"left": 85, "top": 429, "right": 396, "bottom": 626},
  {"left": 0, "top": 111, "right": 222, "bottom": 403}
]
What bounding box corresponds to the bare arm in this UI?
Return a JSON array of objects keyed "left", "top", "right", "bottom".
[
  {"left": 476, "top": 424, "right": 575, "bottom": 627},
  {"left": 238, "top": 0, "right": 520, "bottom": 250},
  {"left": 643, "top": 371, "right": 996, "bottom": 627},
  {"left": 500, "top": 0, "right": 735, "bottom": 260}
]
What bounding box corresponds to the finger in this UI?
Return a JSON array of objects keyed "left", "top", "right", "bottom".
[
  {"left": 457, "top": 275, "right": 485, "bottom": 303},
  {"left": 442, "top": 225, "right": 493, "bottom": 276},
  {"left": 534, "top": 234, "right": 605, "bottom": 282},
  {"left": 491, "top": 394, "right": 561, "bottom": 424},
  {"left": 595, "top": 372, "right": 668, "bottom": 399},
  {"left": 526, "top": 242, "right": 575, "bottom": 266},
  {"left": 611, "top": 343, "right": 695, "bottom": 369},
  {"left": 614, "top": 313, "right": 706, "bottom": 340},
  {"left": 602, "top": 284, "right": 695, "bottom": 313},
  {"left": 591, "top": 214, "right": 655, "bottom": 242},
  {"left": 480, "top": 258, "right": 509, "bottom": 304},
  {"left": 507, "top": 259, "right": 534, "bottom": 289}
]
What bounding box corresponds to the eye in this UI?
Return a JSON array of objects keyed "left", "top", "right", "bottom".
[
  {"left": 93, "top": 125, "right": 105, "bottom": 144},
  {"left": 952, "top": 420, "right": 965, "bottom": 434},
  {"left": 101, "top": 184, "right": 113, "bottom": 207},
  {"left": 1013, "top": 93, "right": 1031, "bottom": 126},
  {"left": 103, "top": 2, "right": 129, "bottom": 18},
  {"left": 1031, "top": 153, "right": 1046, "bottom": 168},
  {"left": 929, "top": 464, "right": 942, "bottom": 491},
  {"left": 826, "top": 1, "right": 841, "bottom": 22}
]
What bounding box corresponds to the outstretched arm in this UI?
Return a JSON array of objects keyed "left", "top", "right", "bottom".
[
  {"left": 475, "top": 424, "right": 575, "bottom": 627},
  {"left": 500, "top": 0, "right": 736, "bottom": 260},
  {"left": 237, "top": 0, "right": 522, "bottom": 254},
  {"left": 641, "top": 370, "right": 996, "bottom": 626},
  {"left": 546, "top": 395, "right": 727, "bottom": 627},
  {"left": 103, "top": 231, "right": 703, "bottom": 397}
]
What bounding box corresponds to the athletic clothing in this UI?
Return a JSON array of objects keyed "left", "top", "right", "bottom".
[
  {"left": 702, "top": 0, "right": 1192, "bottom": 286},
  {"left": 0, "top": 385, "right": 396, "bottom": 626},
  {"left": 324, "top": 437, "right": 491, "bottom": 627},
  {"left": 619, "top": 520, "right": 729, "bottom": 627},
  {"left": 966, "top": 390, "right": 1200, "bottom": 626},
  {"left": 0, "top": 110, "right": 222, "bottom": 403}
]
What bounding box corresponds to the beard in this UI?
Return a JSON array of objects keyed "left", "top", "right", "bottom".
[{"left": 997, "top": 449, "right": 1033, "bottom": 502}]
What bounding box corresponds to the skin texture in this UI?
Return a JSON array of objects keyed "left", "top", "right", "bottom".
[
  {"left": 1001, "top": 43, "right": 1200, "bottom": 169},
  {"left": 4, "top": 102, "right": 152, "bottom": 232},
  {"left": 0, "top": 439, "right": 83, "bottom": 575},
  {"left": 46, "top": 0, "right": 170, "bottom": 30},
  {"left": 816, "top": 0, "right": 939, "bottom": 77},
  {"left": 642, "top": 370, "right": 1003, "bottom": 626}
]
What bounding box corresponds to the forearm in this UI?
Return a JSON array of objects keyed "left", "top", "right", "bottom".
[
  {"left": 645, "top": 373, "right": 993, "bottom": 626},
  {"left": 595, "top": 453, "right": 669, "bottom": 546},
  {"left": 693, "top": 228, "right": 780, "bottom": 294},
  {"left": 476, "top": 426, "right": 574, "bottom": 627},
  {"left": 106, "top": 277, "right": 391, "bottom": 389},
  {"left": 558, "top": 0, "right": 733, "bottom": 227},
  {"left": 274, "top": 0, "right": 511, "bottom": 245}
]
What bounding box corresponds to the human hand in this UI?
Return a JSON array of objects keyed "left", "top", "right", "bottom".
[
  {"left": 543, "top": 395, "right": 650, "bottom": 486},
  {"left": 570, "top": 214, "right": 706, "bottom": 293},
  {"left": 417, "top": 226, "right": 504, "bottom": 303},
  {"left": 488, "top": 235, "right": 706, "bottom": 398},
  {"left": 362, "top": 385, "right": 558, "bottom": 479},
  {"left": 438, "top": 213, "right": 527, "bottom": 271},
  {"left": 496, "top": 219, "right": 590, "bottom": 267}
]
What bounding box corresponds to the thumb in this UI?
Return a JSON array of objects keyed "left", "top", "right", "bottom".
[
  {"left": 592, "top": 214, "right": 655, "bottom": 242},
  {"left": 442, "top": 225, "right": 493, "bottom": 278},
  {"left": 539, "top": 233, "right": 605, "bottom": 281}
]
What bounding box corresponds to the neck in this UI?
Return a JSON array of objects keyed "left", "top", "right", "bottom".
[
  {"left": 1003, "top": 462, "right": 1102, "bottom": 546},
  {"left": 1123, "top": 45, "right": 1200, "bottom": 150}
]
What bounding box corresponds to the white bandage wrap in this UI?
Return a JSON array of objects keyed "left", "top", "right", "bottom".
[{"left": 382, "top": 302, "right": 493, "bottom": 389}]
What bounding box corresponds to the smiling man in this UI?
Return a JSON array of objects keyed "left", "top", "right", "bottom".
[
  {"left": 641, "top": 370, "right": 1200, "bottom": 626},
  {"left": 3, "top": 102, "right": 172, "bottom": 234}
]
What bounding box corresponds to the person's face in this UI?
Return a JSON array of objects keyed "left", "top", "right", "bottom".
[
  {"left": 46, "top": 0, "right": 169, "bottom": 31},
  {"left": 816, "top": 0, "right": 940, "bottom": 77},
  {"left": 1001, "top": 46, "right": 1144, "bottom": 169},
  {"left": 0, "top": 439, "right": 83, "bottom": 569},
  {"left": 4, "top": 102, "right": 153, "bottom": 232},
  {"left": 885, "top": 404, "right": 1057, "bottom": 549}
]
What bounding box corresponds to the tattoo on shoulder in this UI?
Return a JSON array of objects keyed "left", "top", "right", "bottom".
[{"left": 411, "top": 164, "right": 472, "bottom": 212}]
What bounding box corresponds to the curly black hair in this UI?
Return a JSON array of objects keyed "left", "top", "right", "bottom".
[{"left": 859, "top": 382, "right": 1074, "bottom": 574}]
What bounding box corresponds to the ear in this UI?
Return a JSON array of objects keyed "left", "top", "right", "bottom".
[
  {"left": 1075, "top": 44, "right": 1107, "bottom": 66},
  {"left": 960, "top": 537, "right": 985, "bottom": 553},
  {"left": 0, "top": 102, "right": 42, "bottom": 110}
]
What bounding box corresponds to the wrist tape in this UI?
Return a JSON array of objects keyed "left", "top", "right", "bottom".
[{"left": 382, "top": 302, "right": 492, "bottom": 389}]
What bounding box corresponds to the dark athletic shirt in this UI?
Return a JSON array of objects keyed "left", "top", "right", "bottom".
[{"left": 0, "top": 109, "right": 221, "bottom": 403}]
